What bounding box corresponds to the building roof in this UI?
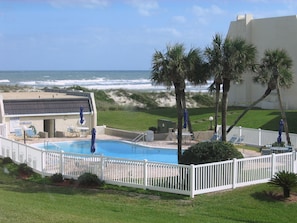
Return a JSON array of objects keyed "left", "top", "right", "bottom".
[
  {"left": 1, "top": 91, "right": 92, "bottom": 116},
  {"left": 4, "top": 98, "right": 91, "bottom": 115}
]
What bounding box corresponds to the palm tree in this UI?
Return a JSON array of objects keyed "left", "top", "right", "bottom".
[
  {"left": 258, "top": 49, "right": 293, "bottom": 145},
  {"left": 204, "top": 34, "right": 224, "bottom": 134},
  {"left": 151, "top": 43, "right": 203, "bottom": 162},
  {"left": 205, "top": 35, "right": 257, "bottom": 141},
  {"left": 227, "top": 49, "right": 294, "bottom": 137}
]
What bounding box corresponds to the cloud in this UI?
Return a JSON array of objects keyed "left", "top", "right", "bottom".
[
  {"left": 172, "top": 16, "right": 187, "bottom": 24},
  {"left": 145, "top": 27, "right": 181, "bottom": 37},
  {"left": 48, "top": 0, "right": 109, "bottom": 8},
  {"left": 192, "top": 4, "right": 224, "bottom": 17},
  {"left": 192, "top": 4, "right": 225, "bottom": 25},
  {"left": 126, "top": 0, "right": 159, "bottom": 16}
]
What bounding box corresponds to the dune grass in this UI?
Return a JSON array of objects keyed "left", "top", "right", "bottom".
[{"left": 1, "top": 168, "right": 297, "bottom": 223}]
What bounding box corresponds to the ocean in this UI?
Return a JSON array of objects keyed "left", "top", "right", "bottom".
[{"left": 0, "top": 70, "right": 210, "bottom": 92}]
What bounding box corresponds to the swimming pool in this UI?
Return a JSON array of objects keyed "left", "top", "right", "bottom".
[{"left": 34, "top": 140, "right": 178, "bottom": 164}]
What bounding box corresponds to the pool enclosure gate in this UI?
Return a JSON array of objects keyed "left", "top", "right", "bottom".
[{"left": 1, "top": 136, "right": 296, "bottom": 198}]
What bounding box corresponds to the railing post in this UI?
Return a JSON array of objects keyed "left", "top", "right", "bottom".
[
  {"left": 100, "top": 155, "right": 105, "bottom": 181},
  {"left": 41, "top": 150, "right": 44, "bottom": 177},
  {"left": 271, "top": 153, "right": 276, "bottom": 178},
  {"left": 60, "top": 150, "right": 64, "bottom": 175},
  {"left": 232, "top": 158, "right": 238, "bottom": 189},
  {"left": 190, "top": 164, "right": 195, "bottom": 198},
  {"left": 293, "top": 150, "right": 297, "bottom": 173},
  {"left": 258, "top": 128, "right": 262, "bottom": 146},
  {"left": 143, "top": 159, "right": 148, "bottom": 189}
]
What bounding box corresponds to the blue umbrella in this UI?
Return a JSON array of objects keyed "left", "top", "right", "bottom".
[
  {"left": 79, "top": 106, "right": 84, "bottom": 125},
  {"left": 91, "top": 128, "right": 96, "bottom": 154},
  {"left": 277, "top": 119, "right": 284, "bottom": 143},
  {"left": 183, "top": 109, "right": 188, "bottom": 129}
]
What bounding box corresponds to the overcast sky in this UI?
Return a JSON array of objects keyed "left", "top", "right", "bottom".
[{"left": 0, "top": 0, "right": 296, "bottom": 70}]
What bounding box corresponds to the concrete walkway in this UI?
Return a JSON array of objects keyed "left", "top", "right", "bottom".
[{"left": 26, "top": 133, "right": 261, "bottom": 157}]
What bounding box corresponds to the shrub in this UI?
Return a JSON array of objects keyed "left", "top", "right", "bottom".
[
  {"left": 148, "top": 126, "right": 157, "bottom": 133},
  {"left": 51, "top": 173, "right": 64, "bottom": 183},
  {"left": 2, "top": 157, "right": 13, "bottom": 165},
  {"left": 269, "top": 171, "right": 297, "bottom": 198},
  {"left": 179, "top": 141, "right": 243, "bottom": 165},
  {"left": 272, "top": 141, "right": 285, "bottom": 147},
  {"left": 18, "top": 163, "right": 34, "bottom": 176},
  {"left": 78, "top": 172, "right": 104, "bottom": 187}
]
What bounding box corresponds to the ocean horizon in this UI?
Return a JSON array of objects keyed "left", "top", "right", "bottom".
[{"left": 0, "top": 70, "right": 211, "bottom": 92}]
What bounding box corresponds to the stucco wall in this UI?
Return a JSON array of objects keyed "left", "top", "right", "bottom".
[{"left": 227, "top": 14, "right": 297, "bottom": 109}]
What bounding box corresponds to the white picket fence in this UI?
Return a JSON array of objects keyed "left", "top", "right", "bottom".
[
  {"left": 227, "top": 126, "right": 297, "bottom": 147},
  {"left": 1, "top": 136, "right": 296, "bottom": 198}
]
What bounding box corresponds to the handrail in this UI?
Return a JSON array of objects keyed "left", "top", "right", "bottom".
[
  {"left": 132, "top": 132, "right": 145, "bottom": 143},
  {"left": 44, "top": 140, "right": 62, "bottom": 151}
]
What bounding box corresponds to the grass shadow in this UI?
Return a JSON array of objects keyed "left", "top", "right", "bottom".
[{"left": 251, "top": 190, "right": 284, "bottom": 203}]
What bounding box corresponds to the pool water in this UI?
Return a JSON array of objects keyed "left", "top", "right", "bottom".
[{"left": 34, "top": 140, "right": 178, "bottom": 164}]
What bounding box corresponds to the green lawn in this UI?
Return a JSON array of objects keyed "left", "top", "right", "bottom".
[
  {"left": 2, "top": 106, "right": 297, "bottom": 222},
  {"left": 98, "top": 107, "right": 297, "bottom": 133},
  {"left": 0, "top": 170, "right": 296, "bottom": 223}
]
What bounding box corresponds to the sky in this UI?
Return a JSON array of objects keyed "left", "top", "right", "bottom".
[{"left": 0, "top": 0, "right": 297, "bottom": 71}]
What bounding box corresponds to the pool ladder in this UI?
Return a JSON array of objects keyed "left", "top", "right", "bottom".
[{"left": 44, "top": 140, "right": 62, "bottom": 151}]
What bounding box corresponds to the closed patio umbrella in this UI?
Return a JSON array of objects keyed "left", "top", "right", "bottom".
[
  {"left": 79, "top": 106, "right": 85, "bottom": 125},
  {"left": 91, "top": 128, "right": 96, "bottom": 154},
  {"left": 277, "top": 119, "right": 284, "bottom": 144}
]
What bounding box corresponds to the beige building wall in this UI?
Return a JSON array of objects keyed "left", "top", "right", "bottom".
[{"left": 227, "top": 14, "right": 297, "bottom": 109}]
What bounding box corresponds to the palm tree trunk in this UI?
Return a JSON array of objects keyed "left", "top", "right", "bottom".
[
  {"left": 221, "top": 79, "right": 230, "bottom": 141},
  {"left": 276, "top": 85, "right": 291, "bottom": 145},
  {"left": 175, "top": 85, "right": 183, "bottom": 162},
  {"left": 227, "top": 87, "right": 272, "bottom": 133},
  {"left": 214, "top": 82, "right": 221, "bottom": 134}
]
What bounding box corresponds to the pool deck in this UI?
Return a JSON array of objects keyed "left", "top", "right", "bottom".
[{"left": 25, "top": 133, "right": 260, "bottom": 157}]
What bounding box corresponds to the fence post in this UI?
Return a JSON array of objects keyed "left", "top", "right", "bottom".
[
  {"left": 143, "top": 159, "right": 148, "bottom": 189},
  {"left": 239, "top": 126, "right": 242, "bottom": 139},
  {"left": 190, "top": 164, "right": 195, "bottom": 198},
  {"left": 41, "top": 150, "right": 44, "bottom": 177},
  {"left": 100, "top": 155, "right": 105, "bottom": 181},
  {"left": 271, "top": 153, "right": 276, "bottom": 178},
  {"left": 59, "top": 150, "right": 64, "bottom": 175},
  {"left": 293, "top": 151, "right": 297, "bottom": 173},
  {"left": 258, "top": 128, "right": 262, "bottom": 146},
  {"left": 232, "top": 158, "right": 238, "bottom": 189}
]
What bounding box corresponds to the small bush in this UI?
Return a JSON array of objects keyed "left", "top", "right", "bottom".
[
  {"left": 4, "top": 163, "right": 19, "bottom": 175},
  {"left": 78, "top": 172, "right": 104, "bottom": 187},
  {"left": 2, "top": 157, "right": 13, "bottom": 165},
  {"left": 18, "top": 163, "right": 34, "bottom": 176},
  {"left": 272, "top": 141, "right": 285, "bottom": 147},
  {"left": 51, "top": 173, "right": 64, "bottom": 183},
  {"left": 179, "top": 141, "right": 243, "bottom": 165},
  {"left": 148, "top": 126, "right": 157, "bottom": 133},
  {"left": 269, "top": 171, "right": 297, "bottom": 198}
]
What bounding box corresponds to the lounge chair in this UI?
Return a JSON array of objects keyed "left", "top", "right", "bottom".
[
  {"left": 67, "top": 126, "right": 79, "bottom": 137},
  {"left": 14, "top": 128, "right": 23, "bottom": 139},
  {"left": 228, "top": 135, "right": 239, "bottom": 144},
  {"left": 25, "top": 128, "right": 39, "bottom": 138}
]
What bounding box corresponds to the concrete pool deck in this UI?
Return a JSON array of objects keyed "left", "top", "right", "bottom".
[{"left": 25, "top": 133, "right": 260, "bottom": 158}]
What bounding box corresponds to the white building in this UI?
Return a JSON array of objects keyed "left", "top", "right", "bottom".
[
  {"left": 0, "top": 89, "right": 97, "bottom": 139},
  {"left": 227, "top": 14, "right": 297, "bottom": 109}
]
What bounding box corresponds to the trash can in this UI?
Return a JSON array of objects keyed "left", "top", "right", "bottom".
[
  {"left": 157, "top": 119, "right": 176, "bottom": 133},
  {"left": 145, "top": 130, "right": 154, "bottom": 142}
]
